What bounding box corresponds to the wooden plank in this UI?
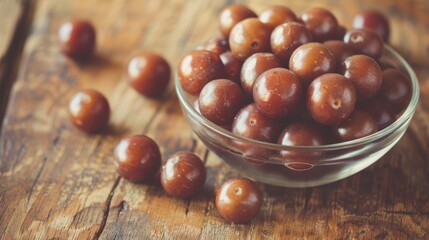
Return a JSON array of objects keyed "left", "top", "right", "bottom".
[
  {"left": 0, "top": 1, "right": 19, "bottom": 60},
  {"left": 0, "top": 0, "right": 428, "bottom": 239},
  {"left": 0, "top": 0, "right": 35, "bottom": 127},
  {"left": 0, "top": 0, "right": 22, "bottom": 60}
]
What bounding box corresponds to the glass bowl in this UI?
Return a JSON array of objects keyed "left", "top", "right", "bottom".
[{"left": 175, "top": 45, "right": 419, "bottom": 188}]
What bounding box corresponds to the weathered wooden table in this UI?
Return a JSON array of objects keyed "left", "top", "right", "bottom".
[{"left": 1, "top": 0, "right": 428, "bottom": 239}]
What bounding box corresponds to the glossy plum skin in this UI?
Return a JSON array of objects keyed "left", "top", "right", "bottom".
[
  {"left": 215, "top": 177, "right": 263, "bottom": 223},
  {"left": 307, "top": 73, "right": 356, "bottom": 125},
  {"left": 323, "top": 40, "right": 356, "bottom": 69},
  {"left": 277, "top": 122, "right": 327, "bottom": 169},
  {"left": 219, "top": 5, "right": 257, "bottom": 38},
  {"left": 229, "top": 18, "right": 271, "bottom": 61},
  {"left": 378, "top": 68, "right": 412, "bottom": 113},
  {"left": 364, "top": 98, "right": 396, "bottom": 129},
  {"left": 289, "top": 42, "right": 336, "bottom": 87},
  {"left": 342, "top": 55, "right": 382, "bottom": 100},
  {"left": 278, "top": 123, "right": 326, "bottom": 147},
  {"left": 353, "top": 10, "right": 390, "bottom": 42},
  {"left": 231, "top": 104, "right": 282, "bottom": 162},
  {"left": 344, "top": 28, "right": 383, "bottom": 60},
  {"left": 128, "top": 52, "right": 171, "bottom": 98},
  {"left": 240, "top": 53, "right": 280, "bottom": 97},
  {"left": 259, "top": 6, "right": 297, "bottom": 30},
  {"left": 160, "top": 151, "right": 206, "bottom": 198},
  {"left": 178, "top": 50, "right": 225, "bottom": 95},
  {"left": 58, "top": 20, "right": 96, "bottom": 60},
  {"left": 331, "top": 110, "right": 379, "bottom": 142},
  {"left": 199, "top": 79, "right": 246, "bottom": 126},
  {"left": 68, "top": 89, "right": 110, "bottom": 133},
  {"left": 253, "top": 68, "right": 303, "bottom": 118},
  {"left": 232, "top": 104, "right": 282, "bottom": 143},
  {"left": 270, "top": 22, "right": 312, "bottom": 65},
  {"left": 220, "top": 51, "right": 242, "bottom": 83},
  {"left": 335, "top": 25, "right": 347, "bottom": 40},
  {"left": 113, "top": 135, "right": 162, "bottom": 182},
  {"left": 201, "top": 37, "right": 229, "bottom": 55},
  {"left": 300, "top": 7, "right": 338, "bottom": 42}
]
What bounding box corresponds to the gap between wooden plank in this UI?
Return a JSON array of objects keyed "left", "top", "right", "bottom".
[
  {"left": 94, "top": 176, "right": 121, "bottom": 240},
  {"left": 96, "top": 93, "right": 174, "bottom": 238},
  {"left": 0, "top": 0, "right": 36, "bottom": 133}
]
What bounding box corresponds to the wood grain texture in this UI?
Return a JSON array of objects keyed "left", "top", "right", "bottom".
[
  {"left": 0, "top": 0, "right": 35, "bottom": 128},
  {"left": 0, "top": 0, "right": 428, "bottom": 239},
  {"left": 0, "top": 0, "right": 20, "bottom": 59}
]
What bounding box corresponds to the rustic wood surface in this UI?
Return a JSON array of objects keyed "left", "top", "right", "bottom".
[
  {"left": 0, "top": 0, "right": 35, "bottom": 127},
  {"left": 1, "top": 0, "right": 428, "bottom": 239}
]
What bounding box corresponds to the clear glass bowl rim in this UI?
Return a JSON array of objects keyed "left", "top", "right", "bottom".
[{"left": 175, "top": 45, "right": 420, "bottom": 151}]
